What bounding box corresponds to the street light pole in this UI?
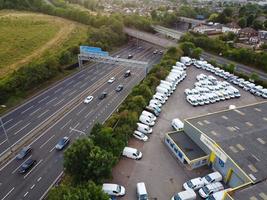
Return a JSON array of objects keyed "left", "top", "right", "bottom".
[{"left": 0, "top": 117, "right": 13, "bottom": 153}]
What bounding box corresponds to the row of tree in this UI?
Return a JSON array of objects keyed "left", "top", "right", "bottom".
[
  {"left": 180, "top": 33, "right": 267, "bottom": 72},
  {"left": 47, "top": 47, "right": 183, "bottom": 199}
]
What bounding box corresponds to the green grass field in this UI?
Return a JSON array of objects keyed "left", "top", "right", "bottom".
[{"left": 0, "top": 11, "right": 88, "bottom": 78}]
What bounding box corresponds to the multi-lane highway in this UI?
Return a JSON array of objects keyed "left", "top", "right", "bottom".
[{"left": 0, "top": 42, "right": 162, "bottom": 200}]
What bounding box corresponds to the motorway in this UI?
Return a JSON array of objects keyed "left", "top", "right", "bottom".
[{"left": 0, "top": 42, "right": 162, "bottom": 200}]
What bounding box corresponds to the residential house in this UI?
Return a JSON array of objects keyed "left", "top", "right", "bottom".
[
  {"left": 222, "top": 22, "right": 241, "bottom": 34},
  {"left": 238, "top": 27, "right": 259, "bottom": 44}
]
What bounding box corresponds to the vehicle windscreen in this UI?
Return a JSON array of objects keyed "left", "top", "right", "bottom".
[
  {"left": 58, "top": 139, "right": 65, "bottom": 145},
  {"left": 136, "top": 150, "right": 140, "bottom": 156},
  {"left": 187, "top": 181, "right": 194, "bottom": 188},
  {"left": 139, "top": 194, "right": 148, "bottom": 200},
  {"left": 202, "top": 186, "right": 210, "bottom": 195},
  {"left": 116, "top": 185, "right": 121, "bottom": 193}
]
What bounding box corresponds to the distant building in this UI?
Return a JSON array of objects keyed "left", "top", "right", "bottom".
[
  {"left": 222, "top": 22, "right": 241, "bottom": 34},
  {"left": 238, "top": 27, "right": 258, "bottom": 44},
  {"left": 192, "top": 24, "right": 222, "bottom": 35}
]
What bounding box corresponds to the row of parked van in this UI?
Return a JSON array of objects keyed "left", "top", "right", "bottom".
[
  {"left": 172, "top": 171, "right": 231, "bottom": 200},
  {"left": 185, "top": 74, "right": 241, "bottom": 106},
  {"left": 193, "top": 59, "right": 267, "bottom": 99}
]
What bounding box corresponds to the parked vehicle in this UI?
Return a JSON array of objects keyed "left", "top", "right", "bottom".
[
  {"left": 180, "top": 56, "right": 192, "bottom": 66},
  {"left": 153, "top": 94, "right": 166, "bottom": 104},
  {"left": 262, "top": 89, "right": 267, "bottom": 98},
  {"left": 155, "top": 92, "right": 168, "bottom": 101},
  {"left": 203, "top": 172, "right": 223, "bottom": 185},
  {"left": 156, "top": 86, "right": 170, "bottom": 97},
  {"left": 137, "top": 123, "right": 153, "bottom": 134},
  {"left": 142, "top": 110, "right": 156, "bottom": 121},
  {"left": 176, "top": 61, "right": 186, "bottom": 69},
  {"left": 139, "top": 114, "right": 155, "bottom": 126},
  {"left": 171, "top": 118, "right": 184, "bottom": 131},
  {"left": 136, "top": 182, "right": 148, "bottom": 200},
  {"left": 206, "top": 188, "right": 232, "bottom": 200},
  {"left": 102, "top": 183, "right": 126, "bottom": 196},
  {"left": 145, "top": 106, "right": 160, "bottom": 117},
  {"left": 159, "top": 83, "right": 173, "bottom": 94},
  {"left": 148, "top": 103, "right": 161, "bottom": 114},
  {"left": 149, "top": 99, "right": 162, "bottom": 108},
  {"left": 198, "top": 182, "right": 224, "bottom": 198},
  {"left": 122, "top": 147, "right": 142, "bottom": 160},
  {"left": 133, "top": 130, "right": 148, "bottom": 142},
  {"left": 183, "top": 177, "right": 205, "bottom": 190},
  {"left": 124, "top": 70, "right": 131, "bottom": 77},
  {"left": 186, "top": 96, "right": 199, "bottom": 106},
  {"left": 171, "top": 190, "right": 197, "bottom": 200}
]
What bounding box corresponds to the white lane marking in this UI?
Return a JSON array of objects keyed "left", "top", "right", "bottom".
[
  {"left": 76, "top": 107, "right": 86, "bottom": 116},
  {"left": 60, "top": 119, "right": 72, "bottom": 130},
  {"left": 45, "top": 97, "right": 57, "bottom": 105},
  {"left": 66, "top": 80, "right": 74, "bottom": 86},
  {"left": 54, "top": 87, "right": 63, "bottom": 94},
  {"left": 85, "top": 110, "right": 94, "bottom": 118},
  {"left": 61, "top": 89, "right": 70, "bottom": 95},
  {"left": 24, "top": 159, "right": 43, "bottom": 179},
  {"left": 49, "top": 146, "right": 55, "bottom": 153},
  {"left": 53, "top": 98, "right": 65, "bottom": 107},
  {"left": 39, "top": 171, "right": 63, "bottom": 200},
  {"left": 29, "top": 108, "right": 41, "bottom": 116},
  {"left": 79, "top": 74, "right": 86, "bottom": 78},
  {"left": 37, "top": 177, "right": 42, "bottom": 182},
  {"left": 0, "top": 157, "right": 15, "bottom": 172},
  {"left": 39, "top": 135, "right": 55, "bottom": 149},
  {"left": 79, "top": 82, "right": 87, "bottom": 89},
  {"left": 0, "top": 139, "right": 7, "bottom": 146},
  {"left": 37, "top": 109, "right": 49, "bottom": 119},
  {"left": 24, "top": 192, "right": 28, "bottom": 197},
  {"left": 21, "top": 106, "right": 34, "bottom": 114},
  {"left": 30, "top": 184, "right": 35, "bottom": 190},
  {"left": 69, "top": 123, "right": 79, "bottom": 134},
  {"left": 1, "top": 187, "right": 15, "bottom": 200},
  {"left": 6, "top": 120, "right": 23, "bottom": 131},
  {"left": 12, "top": 156, "right": 32, "bottom": 174},
  {"left": 13, "top": 122, "right": 31, "bottom": 135},
  {"left": 2, "top": 119, "right": 13, "bottom": 126},
  {"left": 73, "top": 82, "right": 81, "bottom": 87},
  {"left": 91, "top": 76, "right": 96, "bottom": 81},
  {"left": 68, "top": 90, "right": 77, "bottom": 97},
  {"left": 38, "top": 96, "right": 50, "bottom": 104}
]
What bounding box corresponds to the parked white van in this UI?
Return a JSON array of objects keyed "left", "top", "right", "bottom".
[
  {"left": 102, "top": 183, "right": 126, "bottom": 196},
  {"left": 203, "top": 172, "right": 223, "bottom": 185},
  {"left": 166, "top": 76, "right": 178, "bottom": 85},
  {"left": 198, "top": 182, "right": 224, "bottom": 198},
  {"left": 206, "top": 188, "right": 232, "bottom": 200},
  {"left": 156, "top": 86, "right": 170, "bottom": 97},
  {"left": 159, "top": 83, "right": 173, "bottom": 94},
  {"left": 133, "top": 130, "right": 148, "bottom": 142},
  {"left": 180, "top": 56, "right": 192, "bottom": 66},
  {"left": 136, "top": 182, "right": 148, "bottom": 200},
  {"left": 155, "top": 92, "right": 168, "bottom": 101},
  {"left": 153, "top": 94, "right": 166, "bottom": 104},
  {"left": 149, "top": 99, "right": 162, "bottom": 108},
  {"left": 176, "top": 61, "right": 186, "bottom": 69},
  {"left": 142, "top": 110, "right": 156, "bottom": 121},
  {"left": 171, "top": 190, "right": 196, "bottom": 200},
  {"left": 139, "top": 115, "right": 155, "bottom": 126},
  {"left": 122, "top": 147, "right": 142, "bottom": 160},
  {"left": 183, "top": 177, "right": 205, "bottom": 190},
  {"left": 173, "top": 65, "right": 185, "bottom": 71},
  {"left": 161, "top": 80, "right": 176, "bottom": 91},
  {"left": 171, "top": 118, "right": 184, "bottom": 131},
  {"left": 137, "top": 123, "right": 153, "bottom": 134}
]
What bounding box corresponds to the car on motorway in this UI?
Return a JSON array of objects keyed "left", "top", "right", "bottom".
[
  {"left": 108, "top": 77, "right": 115, "bottom": 83},
  {"left": 55, "top": 137, "right": 70, "bottom": 150},
  {"left": 159, "top": 50, "right": 163, "bottom": 54},
  {"left": 99, "top": 92, "right": 108, "bottom": 100},
  {"left": 153, "top": 50, "right": 158, "bottom": 54},
  {"left": 127, "top": 54, "right": 133, "bottom": 59},
  {"left": 115, "top": 84, "right": 124, "bottom": 92},
  {"left": 124, "top": 70, "right": 131, "bottom": 77},
  {"left": 83, "top": 96, "right": 93, "bottom": 104},
  {"left": 16, "top": 146, "right": 32, "bottom": 160},
  {"left": 18, "top": 159, "right": 37, "bottom": 174}
]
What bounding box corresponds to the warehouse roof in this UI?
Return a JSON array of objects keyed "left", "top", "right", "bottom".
[
  {"left": 168, "top": 131, "right": 206, "bottom": 160},
  {"left": 231, "top": 181, "right": 267, "bottom": 200},
  {"left": 186, "top": 101, "right": 267, "bottom": 183}
]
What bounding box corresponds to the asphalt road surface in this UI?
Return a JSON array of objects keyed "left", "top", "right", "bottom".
[{"left": 0, "top": 42, "right": 162, "bottom": 200}]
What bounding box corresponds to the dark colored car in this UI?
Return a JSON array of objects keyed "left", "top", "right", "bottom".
[
  {"left": 16, "top": 146, "right": 32, "bottom": 160},
  {"left": 127, "top": 54, "right": 133, "bottom": 59},
  {"left": 18, "top": 159, "right": 36, "bottom": 174},
  {"left": 115, "top": 85, "right": 124, "bottom": 92},
  {"left": 55, "top": 137, "right": 70, "bottom": 150},
  {"left": 99, "top": 92, "right": 108, "bottom": 100}
]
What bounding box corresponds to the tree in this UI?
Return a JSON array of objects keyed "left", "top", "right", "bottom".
[
  {"left": 247, "top": 14, "right": 255, "bottom": 27},
  {"left": 179, "top": 42, "right": 196, "bottom": 56},
  {"left": 59, "top": 51, "right": 72, "bottom": 65},
  {"left": 208, "top": 13, "right": 219, "bottom": 22},
  {"left": 238, "top": 17, "right": 247, "bottom": 28},
  {"left": 250, "top": 72, "right": 259, "bottom": 82},
  {"left": 132, "top": 84, "right": 153, "bottom": 102},
  {"left": 225, "top": 63, "right": 236, "bottom": 73},
  {"left": 192, "top": 47, "right": 202, "bottom": 59},
  {"left": 223, "top": 7, "right": 234, "bottom": 17},
  {"left": 264, "top": 20, "right": 267, "bottom": 29},
  {"left": 253, "top": 20, "right": 263, "bottom": 30},
  {"left": 47, "top": 181, "right": 109, "bottom": 200},
  {"left": 64, "top": 138, "right": 115, "bottom": 183}
]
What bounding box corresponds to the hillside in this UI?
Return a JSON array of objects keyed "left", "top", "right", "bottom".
[{"left": 0, "top": 10, "right": 88, "bottom": 78}]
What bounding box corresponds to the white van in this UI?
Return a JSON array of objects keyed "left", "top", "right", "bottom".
[
  {"left": 153, "top": 94, "right": 166, "bottom": 104},
  {"left": 156, "top": 86, "right": 170, "bottom": 97},
  {"left": 150, "top": 99, "right": 162, "bottom": 107},
  {"left": 137, "top": 123, "right": 153, "bottom": 134},
  {"left": 183, "top": 177, "right": 205, "bottom": 190},
  {"left": 155, "top": 92, "right": 168, "bottom": 101},
  {"left": 171, "top": 118, "right": 184, "bottom": 131},
  {"left": 203, "top": 172, "right": 223, "bottom": 185},
  {"left": 102, "top": 183, "right": 126, "bottom": 196},
  {"left": 171, "top": 190, "right": 196, "bottom": 200},
  {"left": 166, "top": 76, "right": 178, "bottom": 85},
  {"left": 173, "top": 65, "right": 185, "bottom": 71},
  {"left": 159, "top": 83, "right": 173, "bottom": 94},
  {"left": 207, "top": 188, "right": 232, "bottom": 200},
  {"left": 139, "top": 115, "right": 155, "bottom": 126},
  {"left": 198, "top": 182, "right": 224, "bottom": 198},
  {"left": 136, "top": 182, "right": 148, "bottom": 200},
  {"left": 122, "top": 147, "right": 142, "bottom": 160},
  {"left": 176, "top": 61, "right": 186, "bottom": 69},
  {"left": 142, "top": 110, "right": 156, "bottom": 121},
  {"left": 149, "top": 103, "right": 161, "bottom": 113},
  {"left": 180, "top": 56, "right": 192, "bottom": 66},
  {"left": 161, "top": 80, "right": 176, "bottom": 89},
  {"left": 133, "top": 130, "right": 148, "bottom": 142}
]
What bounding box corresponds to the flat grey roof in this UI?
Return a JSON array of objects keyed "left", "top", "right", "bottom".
[
  {"left": 232, "top": 181, "right": 267, "bottom": 200},
  {"left": 186, "top": 101, "right": 267, "bottom": 183},
  {"left": 168, "top": 131, "right": 206, "bottom": 160}
]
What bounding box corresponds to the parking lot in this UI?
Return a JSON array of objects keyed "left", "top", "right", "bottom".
[{"left": 111, "top": 64, "right": 264, "bottom": 200}]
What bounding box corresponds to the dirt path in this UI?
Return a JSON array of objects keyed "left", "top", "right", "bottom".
[{"left": 0, "top": 11, "right": 80, "bottom": 76}]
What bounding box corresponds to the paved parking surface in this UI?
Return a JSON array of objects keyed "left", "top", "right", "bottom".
[{"left": 111, "top": 65, "right": 264, "bottom": 200}]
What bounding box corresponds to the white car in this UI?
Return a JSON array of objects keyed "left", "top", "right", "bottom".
[
  {"left": 187, "top": 96, "right": 199, "bottom": 106},
  {"left": 183, "top": 177, "right": 205, "bottom": 191},
  {"left": 102, "top": 183, "right": 125, "bottom": 196},
  {"left": 83, "top": 96, "right": 93, "bottom": 104},
  {"left": 108, "top": 77, "right": 115, "bottom": 83},
  {"left": 184, "top": 89, "right": 193, "bottom": 96},
  {"left": 133, "top": 130, "right": 148, "bottom": 142}
]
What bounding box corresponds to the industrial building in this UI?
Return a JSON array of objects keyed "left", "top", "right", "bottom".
[{"left": 165, "top": 101, "right": 267, "bottom": 199}]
